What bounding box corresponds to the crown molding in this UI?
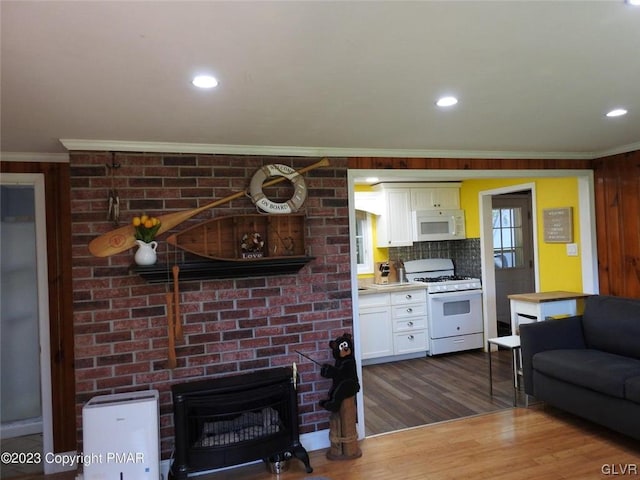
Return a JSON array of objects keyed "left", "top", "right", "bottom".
[
  {"left": 593, "top": 140, "right": 640, "bottom": 159},
  {"left": 0, "top": 151, "right": 69, "bottom": 163},
  {"left": 60, "top": 139, "right": 601, "bottom": 160}
]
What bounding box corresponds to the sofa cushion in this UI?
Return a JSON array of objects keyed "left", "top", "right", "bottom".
[
  {"left": 626, "top": 376, "right": 640, "bottom": 404},
  {"left": 532, "top": 349, "right": 640, "bottom": 399},
  {"left": 582, "top": 295, "right": 640, "bottom": 360}
]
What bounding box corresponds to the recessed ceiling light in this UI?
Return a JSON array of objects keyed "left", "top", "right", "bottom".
[
  {"left": 365, "top": 177, "right": 379, "bottom": 183},
  {"left": 192, "top": 75, "right": 218, "bottom": 89},
  {"left": 436, "top": 96, "right": 458, "bottom": 108},
  {"left": 606, "top": 108, "right": 628, "bottom": 118},
  {"left": 626, "top": 0, "right": 640, "bottom": 6}
]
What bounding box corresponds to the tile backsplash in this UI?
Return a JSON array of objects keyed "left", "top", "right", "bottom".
[{"left": 389, "top": 238, "right": 482, "bottom": 279}]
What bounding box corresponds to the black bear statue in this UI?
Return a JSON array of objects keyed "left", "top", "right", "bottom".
[{"left": 319, "top": 333, "right": 360, "bottom": 412}]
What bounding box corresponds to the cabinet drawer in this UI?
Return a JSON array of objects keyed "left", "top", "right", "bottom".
[
  {"left": 394, "top": 331, "right": 428, "bottom": 355},
  {"left": 429, "top": 333, "right": 484, "bottom": 355},
  {"left": 359, "top": 292, "right": 390, "bottom": 308},
  {"left": 511, "top": 300, "right": 538, "bottom": 318},
  {"left": 392, "top": 302, "right": 426, "bottom": 319},
  {"left": 393, "top": 317, "right": 426, "bottom": 332},
  {"left": 390, "top": 289, "right": 426, "bottom": 306}
]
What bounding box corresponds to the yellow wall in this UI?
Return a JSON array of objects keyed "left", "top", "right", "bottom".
[
  {"left": 460, "top": 177, "right": 582, "bottom": 292},
  {"left": 356, "top": 178, "right": 583, "bottom": 291}
]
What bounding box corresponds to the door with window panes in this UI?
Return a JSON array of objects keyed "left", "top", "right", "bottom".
[{"left": 492, "top": 193, "right": 535, "bottom": 335}]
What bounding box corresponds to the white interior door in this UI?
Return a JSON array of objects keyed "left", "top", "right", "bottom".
[
  {"left": 0, "top": 173, "right": 53, "bottom": 472},
  {"left": 492, "top": 193, "right": 535, "bottom": 334}
]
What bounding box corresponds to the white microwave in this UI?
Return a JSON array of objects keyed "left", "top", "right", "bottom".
[{"left": 412, "top": 209, "right": 466, "bottom": 241}]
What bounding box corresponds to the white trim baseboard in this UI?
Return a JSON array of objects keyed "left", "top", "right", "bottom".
[{"left": 299, "top": 428, "right": 331, "bottom": 452}]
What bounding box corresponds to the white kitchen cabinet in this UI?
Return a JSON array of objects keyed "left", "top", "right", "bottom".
[
  {"left": 359, "top": 287, "right": 428, "bottom": 363},
  {"left": 411, "top": 186, "right": 460, "bottom": 210},
  {"left": 373, "top": 183, "right": 461, "bottom": 247},
  {"left": 390, "top": 289, "right": 428, "bottom": 355},
  {"left": 359, "top": 293, "right": 393, "bottom": 360},
  {"left": 374, "top": 187, "right": 413, "bottom": 247}
]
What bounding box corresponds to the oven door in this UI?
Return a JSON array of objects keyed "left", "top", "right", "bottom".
[{"left": 428, "top": 290, "right": 483, "bottom": 338}]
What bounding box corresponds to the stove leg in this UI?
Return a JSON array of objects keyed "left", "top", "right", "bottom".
[{"left": 291, "top": 442, "right": 313, "bottom": 473}]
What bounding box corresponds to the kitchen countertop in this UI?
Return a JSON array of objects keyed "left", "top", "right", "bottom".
[
  {"left": 508, "top": 291, "right": 591, "bottom": 303},
  {"left": 358, "top": 282, "right": 428, "bottom": 295}
]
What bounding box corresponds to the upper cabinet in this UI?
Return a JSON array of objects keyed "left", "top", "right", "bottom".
[
  {"left": 411, "top": 185, "right": 460, "bottom": 210},
  {"left": 369, "top": 182, "right": 462, "bottom": 248},
  {"left": 374, "top": 187, "right": 413, "bottom": 247}
]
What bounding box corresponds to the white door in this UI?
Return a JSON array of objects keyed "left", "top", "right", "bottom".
[
  {"left": 492, "top": 193, "right": 535, "bottom": 335},
  {"left": 0, "top": 174, "right": 53, "bottom": 473}
]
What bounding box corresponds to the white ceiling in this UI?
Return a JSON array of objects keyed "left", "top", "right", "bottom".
[{"left": 2, "top": 1, "right": 640, "bottom": 158}]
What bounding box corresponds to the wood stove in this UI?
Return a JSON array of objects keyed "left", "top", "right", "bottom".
[{"left": 170, "top": 367, "right": 312, "bottom": 479}]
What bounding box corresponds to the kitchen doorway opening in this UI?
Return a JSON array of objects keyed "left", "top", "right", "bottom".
[{"left": 348, "top": 168, "right": 598, "bottom": 439}]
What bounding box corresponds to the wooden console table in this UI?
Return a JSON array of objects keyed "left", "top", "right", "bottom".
[{"left": 508, "top": 291, "right": 591, "bottom": 335}]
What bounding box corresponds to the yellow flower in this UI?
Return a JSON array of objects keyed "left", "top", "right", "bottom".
[{"left": 132, "top": 214, "right": 161, "bottom": 243}]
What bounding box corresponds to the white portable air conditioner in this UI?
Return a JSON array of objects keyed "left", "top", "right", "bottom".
[{"left": 82, "top": 390, "right": 160, "bottom": 480}]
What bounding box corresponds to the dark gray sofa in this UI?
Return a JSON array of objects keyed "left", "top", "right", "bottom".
[{"left": 520, "top": 294, "right": 640, "bottom": 440}]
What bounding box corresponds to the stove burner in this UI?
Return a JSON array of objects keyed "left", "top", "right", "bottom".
[{"left": 415, "top": 275, "right": 473, "bottom": 283}]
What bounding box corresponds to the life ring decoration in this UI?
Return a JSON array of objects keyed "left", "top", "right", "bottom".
[{"left": 249, "top": 164, "right": 307, "bottom": 214}]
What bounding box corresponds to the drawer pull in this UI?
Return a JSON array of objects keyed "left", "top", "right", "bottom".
[
  {"left": 408, "top": 335, "right": 414, "bottom": 340},
  {"left": 405, "top": 294, "right": 412, "bottom": 300},
  {"left": 407, "top": 321, "right": 414, "bottom": 327},
  {"left": 406, "top": 307, "right": 413, "bottom": 313}
]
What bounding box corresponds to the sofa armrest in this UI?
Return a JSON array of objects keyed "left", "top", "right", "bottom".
[{"left": 519, "top": 315, "right": 586, "bottom": 395}]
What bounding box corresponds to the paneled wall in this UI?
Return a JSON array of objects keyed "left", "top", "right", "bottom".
[
  {"left": 69, "top": 153, "right": 350, "bottom": 457},
  {"left": 348, "top": 157, "right": 592, "bottom": 170},
  {"left": 593, "top": 150, "right": 640, "bottom": 298}
]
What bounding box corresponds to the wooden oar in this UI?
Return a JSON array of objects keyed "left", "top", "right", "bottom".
[
  {"left": 172, "top": 265, "right": 183, "bottom": 342},
  {"left": 166, "top": 293, "right": 177, "bottom": 369},
  {"left": 88, "top": 158, "right": 330, "bottom": 257}
]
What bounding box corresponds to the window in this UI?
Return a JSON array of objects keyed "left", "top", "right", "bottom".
[
  {"left": 492, "top": 207, "right": 524, "bottom": 269},
  {"left": 355, "top": 210, "right": 373, "bottom": 274}
]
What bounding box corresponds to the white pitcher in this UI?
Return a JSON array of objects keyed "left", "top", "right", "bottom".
[{"left": 134, "top": 240, "right": 158, "bottom": 266}]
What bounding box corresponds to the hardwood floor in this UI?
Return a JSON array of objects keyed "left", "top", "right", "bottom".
[
  {"left": 363, "top": 349, "right": 518, "bottom": 435},
  {"left": 22, "top": 407, "right": 639, "bottom": 480},
  {"left": 189, "top": 407, "right": 640, "bottom": 480},
  {"left": 13, "top": 350, "right": 640, "bottom": 480}
]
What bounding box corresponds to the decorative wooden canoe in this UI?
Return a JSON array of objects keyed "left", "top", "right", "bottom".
[{"left": 166, "top": 214, "right": 307, "bottom": 261}]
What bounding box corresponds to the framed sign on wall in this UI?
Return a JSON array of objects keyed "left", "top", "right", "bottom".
[{"left": 543, "top": 207, "right": 573, "bottom": 243}]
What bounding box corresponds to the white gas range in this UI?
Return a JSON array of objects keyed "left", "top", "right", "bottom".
[{"left": 404, "top": 259, "right": 484, "bottom": 355}]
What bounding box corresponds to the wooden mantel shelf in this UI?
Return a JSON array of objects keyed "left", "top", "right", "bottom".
[{"left": 131, "top": 256, "right": 315, "bottom": 283}]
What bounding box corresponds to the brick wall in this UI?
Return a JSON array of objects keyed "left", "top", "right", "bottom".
[{"left": 70, "top": 152, "right": 351, "bottom": 457}]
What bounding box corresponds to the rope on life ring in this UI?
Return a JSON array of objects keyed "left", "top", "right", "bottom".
[{"left": 249, "top": 164, "right": 307, "bottom": 214}]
